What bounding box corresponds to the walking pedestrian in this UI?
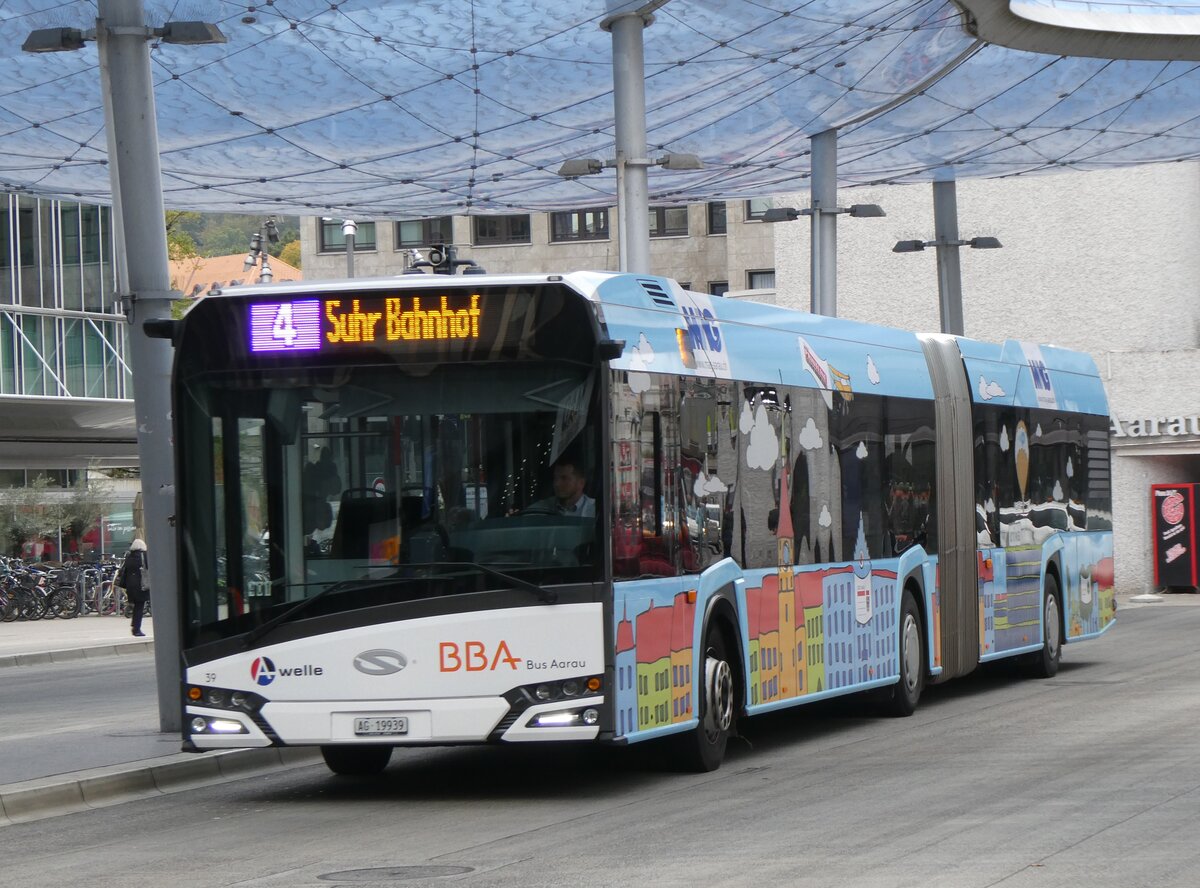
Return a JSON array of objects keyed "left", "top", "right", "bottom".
[{"left": 117, "top": 538, "right": 150, "bottom": 637}]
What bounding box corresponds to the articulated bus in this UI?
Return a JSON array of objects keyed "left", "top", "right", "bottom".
[{"left": 174, "top": 271, "right": 1114, "bottom": 774}]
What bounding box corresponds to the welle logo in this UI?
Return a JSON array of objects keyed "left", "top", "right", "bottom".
[{"left": 249, "top": 655, "right": 324, "bottom": 686}]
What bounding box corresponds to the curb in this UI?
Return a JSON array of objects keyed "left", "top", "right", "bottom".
[
  {"left": 0, "top": 639, "right": 154, "bottom": 669},
  {"left": 0, "top": 746, "right": 321, "bottom": 827}
]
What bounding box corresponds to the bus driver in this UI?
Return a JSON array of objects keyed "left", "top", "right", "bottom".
[{"left": 528, "top": 455, "right": 595, "bottom": 518}]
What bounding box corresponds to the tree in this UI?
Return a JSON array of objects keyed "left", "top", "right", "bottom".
[
  {"left": 279, "top": 239, "right": 301, "bottom": 269},
  {"left": 166, "top": 210, "right": 201, "bottom": 261},
  {"left": 56, "top": 474, "right": 115, "bottom": 556},
  {"left": 0, "top": 477, "right": 59, "bottom": 557}
]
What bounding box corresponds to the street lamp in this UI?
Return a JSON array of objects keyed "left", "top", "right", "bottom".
[
  {"left": 242, "top": 216, "right": 280, "bottom": 283},
  {"left": 762, "top": 204, "right": 885, "bottom": 222},
  {"left": 892, "top": 236, "right": 1002, "bottom": 252},
  {"left": 22, "top": 6, "right": 227, "bottom": 734},
  {"left": 22, "top": 20, "right": 227, "bottom": 52},
  {"left": 761, "top": 202, "right": 886, "bottom": 315},
  {"left": 556, "top": 152, "right": 703, "bottom": 178},
  {"left": 556, "top": 152, "right": 702, "bottom": 272}
]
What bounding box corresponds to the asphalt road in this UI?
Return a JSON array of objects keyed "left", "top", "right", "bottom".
[
  {"left": 3, "top": 605, "right": 1198, "bottom": 888},
  {"left": 0, "top": 656, "right": 176, "bottom": 784}
]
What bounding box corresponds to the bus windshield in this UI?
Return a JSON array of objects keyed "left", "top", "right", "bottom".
[{"left": 180, "top": 359, "right": 602, "bottom": 644}]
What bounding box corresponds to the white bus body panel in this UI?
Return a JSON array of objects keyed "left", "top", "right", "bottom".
[{"left": 186, "top": 603, "right": 604, "bottom": 747}]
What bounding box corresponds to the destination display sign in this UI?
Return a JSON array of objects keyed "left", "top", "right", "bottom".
[{"left": 248, "top": 293, "right": 485, "bottom": 354}]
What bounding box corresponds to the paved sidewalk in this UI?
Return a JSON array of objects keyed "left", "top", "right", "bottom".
[
  {"left": 0, "top": 614, "right": 319, "bottom": 827},
  {"left": 0, "top": 612, "right": 154, "bottom": 667}
]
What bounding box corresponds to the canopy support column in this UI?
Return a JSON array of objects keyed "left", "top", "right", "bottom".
[
  {"left": 810, "top": 129, "right": 838, "bottom": 316},
  {"left": 605, "top": 10, "right": 654, "bottom": 275},
  {"left": 97, "top": 0, "right": 181, "bottom": 732},
  {"left": 933, "top": 180, "right": 965, "bottom": 336}
]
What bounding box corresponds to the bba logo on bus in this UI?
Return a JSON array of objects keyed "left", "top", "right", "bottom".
[{"left": 250, "top": 656, "right": 324, "bottom": 685}]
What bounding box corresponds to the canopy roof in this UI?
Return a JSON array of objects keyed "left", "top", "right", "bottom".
[{"left": 2, "top": 0, "right": 1198, "bottom": 217}]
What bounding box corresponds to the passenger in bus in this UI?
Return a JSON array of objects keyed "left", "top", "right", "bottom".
[
  {"left": 526, "top": 454, "right": 595, "bottom": 518},
  {"left": 302, "top": 446, "right": 342, "bottom": 554}
]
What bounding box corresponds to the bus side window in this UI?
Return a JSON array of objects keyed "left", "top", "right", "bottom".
[{"left": 679, "top": 379, "right": 725, "bottom": 572}]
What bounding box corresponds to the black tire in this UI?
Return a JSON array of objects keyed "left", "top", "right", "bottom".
[
  {"left": 1022, "top": 575, "right": 1062, "bottom": 679},
  {"left": 668, "top": 622, "right": 737, "bottom": 772},
  {"left": 884, "top": 590, "right": 924, "bottom": 717},
  {"left": 50, "top": 587, "right": 80, "bottom": 619},
  {"left": 18, "top": 592, "right": 45, "bottom": 621},
  {"left": 320, "top": 744, "right": 393, "bottom": 776}
]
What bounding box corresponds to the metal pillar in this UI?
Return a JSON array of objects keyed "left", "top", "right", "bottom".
[
  {"left": 810, "top": 129, "right": 838, "bottom": 316},
  {"left": 97, "top": 0, "right": 181, "bottom": 732},
  {"left": 607, "top": 11, "right": 652, "bottom": 275},
  {"left": 933, "top": 180, "right": 965, "bottom": 336},
  {"left": 343, "top": 219, "right": 357, "bottom": 278}
]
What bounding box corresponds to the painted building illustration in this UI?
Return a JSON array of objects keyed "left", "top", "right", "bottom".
[
  {"left": 615, "top": 605, "right": 636, "bottom": 736},
  {"left": 633, "top": 602, "right": 672, "bottom": 730}
]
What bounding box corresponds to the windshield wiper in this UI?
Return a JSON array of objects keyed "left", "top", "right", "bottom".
[
  {"left": 422, "top": 561, "right": 558, "bottom": 604},
  {"left": 242, "top": 563, "right": 556, "bottom": 650},
  {"left": 242, "top": 576, "right": 412, "bottom": 649}
]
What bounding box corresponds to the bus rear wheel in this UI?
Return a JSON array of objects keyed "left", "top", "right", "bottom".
[
  {"left": 1022, "top": 575, "right": 1062, "bottom": 679},
  {"left": 669, "top": 623, "right": 736, "bottom": 772},
  {"left": 320, "top": 744, "right": 393, "bottom": 776},
  {"left": 884, "top": 590, "right": 924, "bottom": 717}
]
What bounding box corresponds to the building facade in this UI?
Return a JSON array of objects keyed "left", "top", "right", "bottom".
[
  {"left": 0, "top": 193, "right": 138, "bottom": 556},
  {"left": 773, "top": 161, "right": 1200, "bottom": 596},
  {"left": 0, "top": 194, "right": 135, "bottom": 476},
  {"left": 299, "top": 201, "right": 777, "bottom": 294}
]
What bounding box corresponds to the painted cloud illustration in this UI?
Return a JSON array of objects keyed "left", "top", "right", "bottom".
[
  {"left": 695, "top": 470, "right": 729, "bottom": 496},
  {"left": 979, "top": 376, "right": 1006, "bottom": 401},
  {"left": 818, "top": 505, "right": 833, "bottom": 528},
  {"left": 866, "top": 355, "right": 880, "bottom": 385},
  {"left": 627, "top": 333, "right": 654, "bottom": 395},
  {"left": 745, "top": 403, "right": 779, "bottom": 470},
  {"left": 798, "top": 418, "right": 823, "bottom": 451}
]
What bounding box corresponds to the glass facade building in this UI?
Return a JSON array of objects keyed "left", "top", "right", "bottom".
[
  {"left": 1, "top": 194, "right": 130, "bottom": 400},
  {"left": 0, "top": 194, "right": 136, "bottom": 475}
]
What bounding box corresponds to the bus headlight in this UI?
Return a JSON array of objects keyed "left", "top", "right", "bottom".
[
  {"left": 190, "top": 716, "right": 249, "bottom": 734},
  {"left": 515, "top": 675, "right": 603, "bottom": 704},
  {"left": 184, "top": 684, "right": 266, "bottom": 714},
  {"left": 530, "top": 706, "right": 601, "bottom": 728}
]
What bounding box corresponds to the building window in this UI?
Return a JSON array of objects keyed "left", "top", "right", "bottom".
[
  {"left": 748, "top": 269, "right": 776, "bottom": 289},
  {"left": 707, "top": 202, "right": 727, "bottom": 235},
  {"left": 745, "top": 198, "right": 773, "bottom": 221},
  {"left": 473, "top": 214, "right": 531, "bottom": 246},
  {"left": 395, "top": 216, "right": 453, "bottom": 248},
  {"left": 678, "top": 282, "right": 692, "bottom": 291},
  {"left": 319, "top": 219, "right": 376, "bottom": 252},
  {"left": 649, "top": 206, "right": 688, "bottom": 238},
  {"left": 550, "top": 209, "right": 609, "bottom": 242},
  {"left": 708, "top": 281, "right": 729, "bottom": 297}
]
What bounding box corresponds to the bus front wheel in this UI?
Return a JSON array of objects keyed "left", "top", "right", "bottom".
[
  {"left": 320, "top": 743, "right": 393, "bottom": 776},
  {"left": 669, "top": 623, "right": 736, "bottom": 772}
]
